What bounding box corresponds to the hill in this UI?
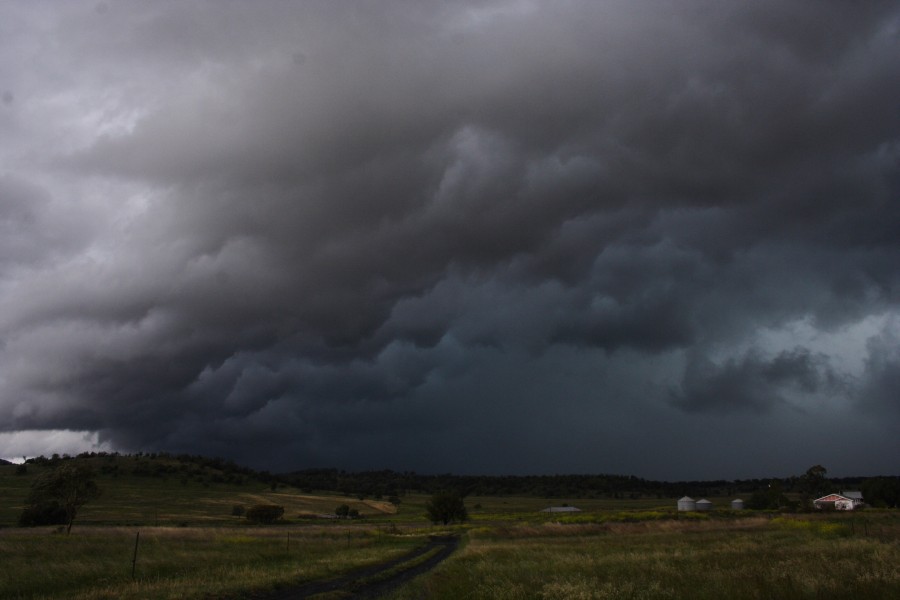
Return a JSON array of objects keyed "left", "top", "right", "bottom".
[
  {"left": 2, "top": 453, "right": 897, "bottom": 528},
  {"left": 0, "top": 453, "right": 402, "bottom": 528}
]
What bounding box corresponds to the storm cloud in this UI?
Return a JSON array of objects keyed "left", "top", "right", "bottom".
[{"left": 0, "top": 1, "right": 898, "bottom": 479}]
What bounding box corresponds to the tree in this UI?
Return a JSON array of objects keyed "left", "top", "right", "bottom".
[
  {"left": 425, "top": 491, "right": 467, "bottom": 525},
  {"left": 862, "top": 477, "right": 900, "bottom": 508},
  {"left": 746, "top": 480, "right": 790, "bottom": 510},
  {"left": 22, "top": 463, "right": 100, "bottom": 534},
  {"left": 245, "top": 504, "right": 284, "bottom": 523},
  {"left": 799, "top": 465, "right": 828, "bottom": 509}
]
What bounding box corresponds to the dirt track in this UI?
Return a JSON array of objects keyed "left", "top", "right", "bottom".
[{"left": 253, "top": 534, "right": 460, "bottom": 599}]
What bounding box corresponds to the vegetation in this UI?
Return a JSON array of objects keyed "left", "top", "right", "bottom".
[
  {"left": 20, "top": 462, "right": 100, "bottom": 533},
  {"left": 0, "top": 454, "right": 897, "bottom": 598},
  {"left": 336, "top": 504, "right": 360, "bottom": 519},
  {"left": 283, "top": 465, "right": 896, "bottom": 503},
  {"left": 426, "top": 491, "right": 468, "bottom": 525},
  {"left": 386, "top": 515, "right": 900, "bottom": 599},
  {"left": 0, "top": 525, "right": 423, "bottom": 599},
  {"left": 244, "top": 504, "right": 284, "bottom": 524},
  {"left": 863, "top": 476, "right": 900, "bottom": 508}
]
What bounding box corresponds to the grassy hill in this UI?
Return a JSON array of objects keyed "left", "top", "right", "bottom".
[
  {"left": 3, "top": 453, "right": 897, "bottom": 529},
  {"left": 0, "top": 453, "right": 689, "bottom": 529},
  {"left": 0, "top": 453, "right": 410, "bottom": 528},
  {"left": 1, "top": 454, "right": 898, "bottom": 599}
]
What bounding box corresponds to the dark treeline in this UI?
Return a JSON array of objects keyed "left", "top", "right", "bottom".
[
  {"left": 18, "top": 453, "right": 900, "bottom": 507},
  {"left": 23, "top": 451, "right": 272, "bottom": 488},
  {"left": 284, "top": 468, "right": 899, "bottom": 506}
]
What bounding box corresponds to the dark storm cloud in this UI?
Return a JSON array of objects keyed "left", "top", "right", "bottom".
[
  {"left": 1, "top": 0, "right": 898, "bottom": 477},
  {"left": 670, "top": 347, "right": 839, "bottom": 414}
]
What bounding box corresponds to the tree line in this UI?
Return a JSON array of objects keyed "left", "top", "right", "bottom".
[{"left": 283, "top": 467, "right": 900, "bottom": 507}]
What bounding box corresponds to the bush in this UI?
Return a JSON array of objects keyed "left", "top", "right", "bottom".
[
  {"left": 426, "top": 491, "right": 468, "bottom": 525},
  {"left": 245, "top": 504, "right": 284, "bottom": 524},
  {"left": 231, "top": 504, "right": 246, "bottom": 517},
  {"left": 19, "top": 501, "right": 68, "bottom": 527},
  {"left": 20, "top": 463, "right": 100, "bottom": 534}
]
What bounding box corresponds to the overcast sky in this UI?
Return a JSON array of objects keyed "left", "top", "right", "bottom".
[{"left": 0, "top": 1, "right": 897, "bottom": 480}]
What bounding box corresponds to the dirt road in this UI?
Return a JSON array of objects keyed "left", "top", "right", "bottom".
[{"left": 253, "top": 534, "right": 460, "bottom": 599}]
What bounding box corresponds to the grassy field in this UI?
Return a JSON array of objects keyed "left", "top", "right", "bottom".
[
  {"left": 2, "top": 458, "right": 898, "bottom": 598},
  {"left": 387, "top": 514, "right": 900, "bottom": 599},
  {"left": 0, "top": 524, "right": 426, "bottom": 599},
  {"left": 0, "top": 458, "right": 406, "bottom": 527}
]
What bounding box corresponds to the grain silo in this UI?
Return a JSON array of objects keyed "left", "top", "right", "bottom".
[
  {"left": 731, "top": 499, "right": 744, "bottom": 510},
  {"left": 695, "top": 498, "right": 713, "bottom": 511},
  {"left": 677, "top": 496, "right": 696, "bottom": 511}
]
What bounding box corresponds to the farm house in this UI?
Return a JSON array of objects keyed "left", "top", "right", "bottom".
[{"left": 813, "top": 491, "right": 864, "bottom": 511}]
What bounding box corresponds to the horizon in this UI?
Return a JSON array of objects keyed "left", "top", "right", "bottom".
[{"left": 1, "top": 1, "right": 898, "bottom": 480}]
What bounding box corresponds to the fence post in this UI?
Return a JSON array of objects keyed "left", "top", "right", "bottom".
[{"left": 131, "top": 531, "right": 140, "bottom": 580}]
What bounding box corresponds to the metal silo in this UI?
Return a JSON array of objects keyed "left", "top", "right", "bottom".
[
  {"left": 677, "top": 496, "right": 696, "bottom": 511},
  {"left": 731, "top": 499, "right": 744, "bottom": 510},
  {"left": 695, "top": 498, "right": 713, "bottom": 511}
]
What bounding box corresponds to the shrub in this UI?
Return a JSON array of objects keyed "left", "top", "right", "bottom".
[
  {"left": 231, "top": 504, "right": 246, "bottom": 517},
  {"left": 21, "top": 463, "right": 100, "bottom": 534},
  {"left": 426, "top": 491, "right": 468, "bottom": 525},
  {"left": 19, "top": 501, "right": 68, "bottom": 527},
  {"left": 245, "top": 504, "right": 284, "bottom": 524}
]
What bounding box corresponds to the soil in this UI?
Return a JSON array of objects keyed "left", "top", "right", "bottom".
[{"left": 237, "top": 534, "right": 460, "bottom": 599}]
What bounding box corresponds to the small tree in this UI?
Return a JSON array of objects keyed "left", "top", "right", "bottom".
[
  {"left": 22, "top": 463, "right": 100, "bottom": 534},
  {"left": 799, "top": 465, "right": 828, "bottom": 509},
  {"left": 336, "top": 504, "right": 350, "bottom": 519},
  {"left": 245, "top": 504, "right": 284, "bottom": 524},
  {"left": 425, "top": 491, "right": 467, "bottom": 525},
  {"left": 747, "top": 480, "right": 790, "bottom": 510}
]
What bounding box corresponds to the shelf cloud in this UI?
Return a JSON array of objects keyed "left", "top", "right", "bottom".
[{"left": 0, "top": 1, "right": 898, "bottom": 478}]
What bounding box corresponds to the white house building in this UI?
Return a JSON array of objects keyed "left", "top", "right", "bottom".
[{"left": 813, "top": 491, "right": 864, "bottom": 511}]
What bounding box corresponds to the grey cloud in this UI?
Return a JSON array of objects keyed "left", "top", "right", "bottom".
[
  {"left": 670, "top": 347, "right": 839, "bottom": 414},
  {"left": 0, "top": 1, "right": 898, "bottom": 477},
  {"left": 0, "top": 176, "right": 97, "bottom": 272},
  {"left": 859, "top": 325, "right": 900, "bottom": 416}
]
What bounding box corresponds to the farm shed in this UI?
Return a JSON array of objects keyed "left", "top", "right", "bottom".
[
  {"left": 813, "top": 492, "right": 864, "bottom": 511},
  {"left": 540, "top": 506, "right": 582, "bottom": 513},
  {"left": 677, "top": 496, "right": 696, "bottom": 511},
  {"left": 695, "top": 499, "right": 713, "bottom": 511}
]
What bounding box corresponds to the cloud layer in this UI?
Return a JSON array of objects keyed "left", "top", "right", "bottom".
[{"left": 1, "top": 1, "right": 898, "bottom": 478}]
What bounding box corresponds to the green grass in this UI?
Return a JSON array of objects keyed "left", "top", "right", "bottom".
[
  {"left": 0, "top": 458, "right": 402, "bottom": 527},
  {"left": 386, "top": 514, "right": 900, "bottom": 599},
  {"left": 3, "top": 458, "right": 898, "bottom": 598},
  {"left": 0, "top": 525, "right": 424, "bottom": 599}
]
